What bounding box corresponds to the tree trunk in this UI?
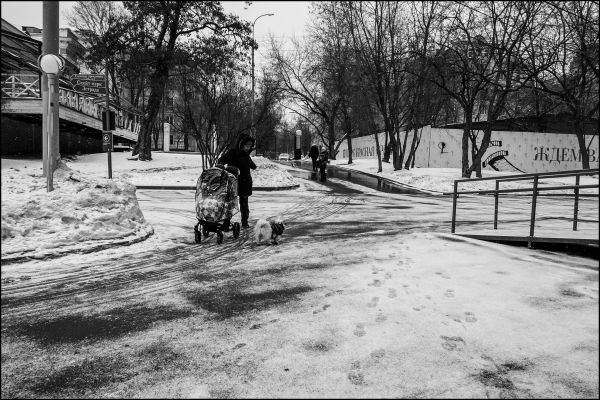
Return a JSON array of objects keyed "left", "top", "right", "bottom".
[
  {"left": 466, "top": 125, "right": 493, "bottom": 178},
  {"left": 461, "top": 109, "right": 473, "bottom": 178},
  {"left": 575, "top": 120, "right": 591, "bottom": 169},
  {"left": 374, "top": 130, "right": 382, "bottom": 173},
  {"left": 328, "top": 122, "right": 336, "bottom": 159},
  {"left": 383, "top": 132, "right": 391, "bottom": 163},
  {"left": 397, "top": 128, "right": 410, "bottom": 170},
  {"left": 347, "top": 134, "right": 353, "bottom": 164},
  {"left": 134, "top": 63, "right": 169, "bottom": 161},
  {"left": 404, "top": 127, "right": 420, "bottom": 170}
]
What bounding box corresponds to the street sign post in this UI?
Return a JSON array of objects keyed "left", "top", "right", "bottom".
[{"left": 102, "top": 131, "right": 113, "bottom": 178}]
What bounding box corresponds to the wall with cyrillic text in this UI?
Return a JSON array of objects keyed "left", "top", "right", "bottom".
[{"left": 335, "top": 126, "right": 599, "bottom": 173}]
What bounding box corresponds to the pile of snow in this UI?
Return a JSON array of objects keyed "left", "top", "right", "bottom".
[
  {"left": 63, "top": 152, "right": 297, "bottom": 188},
  {"left": 252, "top": 156, "right": 298, "bottom": 188},
  {"left": 1, "top": 159, "right": 153, "bottom": 262},
  {"left": 330, "top": 158, "right": 599, "bottom": 195}
]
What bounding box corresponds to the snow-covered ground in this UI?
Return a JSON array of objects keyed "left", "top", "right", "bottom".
[
  {"left": 61, "top": 152, "right": 298, "bottom": 188},
  {"left": 1, "top": 152, "right": 598, "bottom": 398},
  {"left": 1, "top": 153, "right": 297, "bottom": 261},
  {"left": 1, "top": 152, "right": 597, "bottom": 262},
  {"left": 328, "top": 157, "right": 599, "bottom": 195}
]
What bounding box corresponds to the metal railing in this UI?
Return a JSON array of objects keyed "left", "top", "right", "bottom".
[{"left": 451, "top": 168, "right": 599, "bottom": 247}]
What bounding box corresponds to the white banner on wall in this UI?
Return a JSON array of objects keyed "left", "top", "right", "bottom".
[{"left": 335, "top": 126, "right": 599, "bottom": 174}]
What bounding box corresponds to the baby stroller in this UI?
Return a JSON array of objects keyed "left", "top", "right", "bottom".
[{"left": 194, "top": 165, "right": 241, "bottom": 244}]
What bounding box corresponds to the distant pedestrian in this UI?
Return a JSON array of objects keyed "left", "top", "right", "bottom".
[
  {"left": 218, "top": 133, "right": 257, "bottom": 228},
  {"left": 317, "top": 145, "right": 329, "bottom": 182},
  {"left": 309, "top": 144, "right": 320, "bottom": 171}
]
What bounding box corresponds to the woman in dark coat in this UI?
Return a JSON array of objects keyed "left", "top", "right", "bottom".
[
  {"left": 317, "top": 145, "right": 329, "bottom": 182},
  {"left": 309, "top": 144, "right": 320, "bottom": 171},
  {"left": 218, "top": 133, "right": 257, "bottom": 228}
]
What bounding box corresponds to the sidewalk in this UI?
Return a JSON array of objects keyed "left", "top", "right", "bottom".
[{"left": 286, "top": 159, "right": 443, "bottom": 195}]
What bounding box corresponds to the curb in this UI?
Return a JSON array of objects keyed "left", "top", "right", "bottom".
[
  {"left": 135, "top": 185, "right": 300, "bottom": 191},
  {"left": 1, "top": 227, "right": 155, "bottom": 265}
]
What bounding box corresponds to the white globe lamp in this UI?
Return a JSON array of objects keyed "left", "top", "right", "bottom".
[{"left": 38, "top": 54, "right": 65, "bottom": 74}]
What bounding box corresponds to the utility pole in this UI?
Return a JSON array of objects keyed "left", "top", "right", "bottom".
[
  {"left": 41, "top": 1, "right": 59, "bottom": 178},
  {"left": 250, "top": 13, "right": 274, "bottom": 140}
]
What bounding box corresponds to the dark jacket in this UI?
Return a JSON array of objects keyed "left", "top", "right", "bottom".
[
  {"left": 218, "top": 134, "right": 257, "bottom": 196},
  {"left": 317, "top": 148, "right": 329, "bottom": 167},
  {"left": 309, "top": 145, "right": 319, "bottom": 159}
]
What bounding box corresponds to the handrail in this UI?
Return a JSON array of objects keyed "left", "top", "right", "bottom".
[
  {"left": 456, "top": 183, "right": 598, "bottom": 195},
  {"left": 453, "top": 168, "right": 599, "bottom": 183},
  {"left": 494, "top": 170, "right": 596, "bottom": 183},
  {"left": 451, "top": 168, "right": 599, "bottom": 248}
]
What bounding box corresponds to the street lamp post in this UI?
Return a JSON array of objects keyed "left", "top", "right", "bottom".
[
  {"left": 41, "top": 1, "right": 59, "bottom": 179},
  {"left": 38, "top": 53, "right": 65, "bottom": 192},
  {"left": 250, "top": 13, "right": 274, "bottom": 140}
]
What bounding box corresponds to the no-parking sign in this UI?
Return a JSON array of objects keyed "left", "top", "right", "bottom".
[{"left": 102, "top": 131, "right": 113, "bottom": 152}]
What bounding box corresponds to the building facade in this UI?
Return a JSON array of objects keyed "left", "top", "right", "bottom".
[{"left": 1, "top": 18, "right": 141, "bottom": 156}]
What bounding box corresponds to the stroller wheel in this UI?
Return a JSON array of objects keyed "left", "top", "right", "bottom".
[
  {"left": 232, "top": 222, "right": 240, "bottom": 239},
  {"left": 202, "top": 226, "right": 209, "bottom": 237},
  {"left": 194, "top": 230, "right": 201, "bottom": 243},
  {"left": 216, "top": 231, "right": 224, "bottom": 244}
]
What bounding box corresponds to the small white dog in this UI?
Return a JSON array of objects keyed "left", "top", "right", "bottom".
[{"left": 254, "top": 216, "right": 285, "bottom": 245}]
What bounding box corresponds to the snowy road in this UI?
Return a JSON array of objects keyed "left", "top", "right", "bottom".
[
  {"left": 2, "top": 178, "right": 441, "bottom": 321},
  {"left": 2, "top": 175, "right": 598, "bottom": 398}
]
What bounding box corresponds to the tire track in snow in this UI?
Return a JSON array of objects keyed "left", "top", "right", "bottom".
[{"left": 1, "top": 194, "right": 353, "bottom": 320}]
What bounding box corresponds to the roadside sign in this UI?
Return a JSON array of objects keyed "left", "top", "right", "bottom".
[
  {"left": 71, "top": 74, "right": 106, "bottom": 96},
  {"left": 72, "top": 74, "right": 104, "bottom": 81},
  {"left": 74, "top": 85, "right": 106, "bottom": 96},
  {"left": 102, "top": 131, "right": 113, "bottom": 152}
]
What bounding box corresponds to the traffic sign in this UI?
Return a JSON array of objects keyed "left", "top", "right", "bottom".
[{"left": 102, "top": 131, "right": 113, "bottom": 152}]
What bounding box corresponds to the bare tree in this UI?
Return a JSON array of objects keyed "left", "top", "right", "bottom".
[
  {"left": 310, "top": 1, "right": 363, "bottom": 162},
  {"left": 342, "top": 1, "right": 411, "bottom": 169},
  {"left": 525, "top": 1, "right": 599, "bottom": 169},
  {"left": 171, "top": 43, "right": 282, "bottom": 169},
  {"left": 403, "top": 1, "right": 452, "bottom": 170},
  {"left": 268, "top": 34, "right": 342, "bottom": 156}
]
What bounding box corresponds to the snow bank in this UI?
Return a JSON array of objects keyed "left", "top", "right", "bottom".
[
  {"left": 63, "top": 152, "right": 298, "bottom": 188},
  {"left": 1, "top": 159, "right": 153, "bottom": 261},
  {"left": 252, "top": 156, "right": 298, "bottom": 188}
]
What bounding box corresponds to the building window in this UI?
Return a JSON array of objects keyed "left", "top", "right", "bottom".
[{"left": 170, "top": 135, "right": 174, "bottom": 145}]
